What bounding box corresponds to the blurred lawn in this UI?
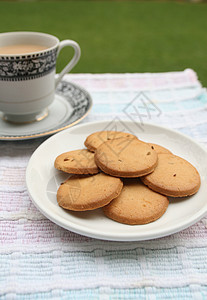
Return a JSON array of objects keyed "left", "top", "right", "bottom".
[{"left": 0, "top": 1, "right": 207, "bottom": 86}]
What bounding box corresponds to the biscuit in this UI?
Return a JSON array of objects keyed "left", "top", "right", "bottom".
[
  {"left": 84, "top": 131, "right": 137, "bottom": 152},
  {"left": 94, "top": 137, "right": 158, "bottom": 177},
  {"left": 141, "top": 154, "right": 200, "bottom": 197},
  {"left": 54, "top": 149, "right": 99, "bottom": 174},
  {"left": 57, "top": 173, "right": 123, "bottom": 211},
  {"left": 103, "top": 179, "right": 169, "bottom": 225},
  {"left": 148, "top": 143, "right": 172, "bottom": 154}
]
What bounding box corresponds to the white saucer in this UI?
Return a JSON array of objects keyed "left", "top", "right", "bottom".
[
  {"left": 26, "top": 121, "right": 207, "bottom": 241},
  {"left": 0, "top": 81, "right": 92, "bottom": 140}
]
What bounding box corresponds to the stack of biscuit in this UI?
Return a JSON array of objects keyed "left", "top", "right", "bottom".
[{"left": 55, "top": 131, "right": 200, "bottom": 225}]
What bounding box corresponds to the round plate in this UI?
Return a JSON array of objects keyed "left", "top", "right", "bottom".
[
  {"left": 0, "top": 81, "right": 92, "bottom": 140},
  {"left": 26, "top": 121, "right": 207, "bottom": 241}
]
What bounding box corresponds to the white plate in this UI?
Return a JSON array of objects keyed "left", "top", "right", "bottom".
[
  {"left": 0, "top": 81, "right": 92, "bottom": 141},
  {"left": 26, "top": 121, "right": 207, "bottom": 241}
]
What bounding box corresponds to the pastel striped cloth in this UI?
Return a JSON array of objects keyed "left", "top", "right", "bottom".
[{"left": 0, "top": 69, "right": 207, "bottom": 299}]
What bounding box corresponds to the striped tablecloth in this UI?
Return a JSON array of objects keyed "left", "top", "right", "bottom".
[{"left": 0, "top": 70, "right": 207, "bottom": 299}]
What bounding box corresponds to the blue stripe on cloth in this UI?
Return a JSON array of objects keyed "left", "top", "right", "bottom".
[
  {"left": 1, "top": 247, "right": 207, "bottom": 289},
  {"left": 1, "top": 286, "right": 207, "bottom": 300},
  {"left": 91, "top": 90, "right": 207, "bottom": 114}
]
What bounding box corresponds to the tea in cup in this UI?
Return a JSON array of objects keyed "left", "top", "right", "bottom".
[{"left": 0, "top": 31, "right": 81, "bottom": 123}]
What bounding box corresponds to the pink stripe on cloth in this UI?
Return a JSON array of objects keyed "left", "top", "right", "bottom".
[
  {"left": 0, "top": 218, "right": 206, "bottom": 249},
  {"left": 63, "top": 69, "right": 201, "bottom": 92}
]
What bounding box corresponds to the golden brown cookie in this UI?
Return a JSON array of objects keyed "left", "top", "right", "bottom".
[
  {"left": 57, "top": 173, "right": 123, "bottom": 211},
  {"left": 94, "top": 137, "right": 158, "bottom": 177},
  {"left": 103, "top": 179, "right": 169, "bottom": 225},
  {"left": 84, "top": 131, "right": 137, "bottom": 152},
  {"left": 54, "top": 149, "right": 99, "bottom": 174},
  {"left": 141, "top": 154, "right": 201, "bottom": 197},
  {"left": 148, "top": 143, "right": 172, "bottom": 154}
]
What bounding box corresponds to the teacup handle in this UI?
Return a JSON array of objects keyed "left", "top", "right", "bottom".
[{"left": 55, "top": 40, "right": 81, "bottom": 88}]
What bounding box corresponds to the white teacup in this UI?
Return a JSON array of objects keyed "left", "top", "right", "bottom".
[{"left": 0, "top": 31, "right": 81, "bottom": 123}]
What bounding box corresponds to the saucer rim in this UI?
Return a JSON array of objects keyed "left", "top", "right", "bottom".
[{"left": 0, "top": 81, "right": 93, "bottom": 141}]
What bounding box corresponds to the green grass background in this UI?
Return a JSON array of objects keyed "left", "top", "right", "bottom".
[{"left": 0, "top": 1, "right": 207, "bottom": 86}]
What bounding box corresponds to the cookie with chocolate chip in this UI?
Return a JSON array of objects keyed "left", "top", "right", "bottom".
[
  {"left": 84, "top": 130, "right": 137, "bottom": 152},
  {"left": 103, "top": 179, "right": 169, "bottom": 225},
  {"left": 95, "top": 137, "right": 158, "bottom": 177},
  {"left": 57, "top": 173, "right": 123, "bottom": 211},
  {"left": 148, "top": 143, "right": 172, "bottom": 154},
  {"left": 141, "top": 154, "right": 200, "bottom": 197},
  {"left": 55, "top": 149, "right": 99, "bottom": 174}
]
